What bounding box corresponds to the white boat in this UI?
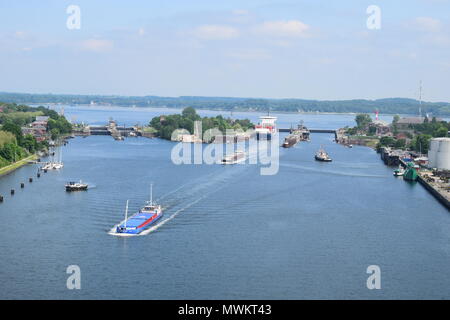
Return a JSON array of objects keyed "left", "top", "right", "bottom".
[
  {"left": 222, "top": 151, "right": 246, "bottom": 164},
  {"left": 41, "top": 147, "right": 64, "bottom": 170},
  {"left": 393, "top": 165, "right": 405, "bottom": 176},
  {"left": 65, "top": 180, "right": 88, "bottom": 191}
]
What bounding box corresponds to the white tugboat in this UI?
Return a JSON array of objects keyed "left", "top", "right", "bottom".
[{"left": 315, "top": 147, "right": 332, "bottom": 162}]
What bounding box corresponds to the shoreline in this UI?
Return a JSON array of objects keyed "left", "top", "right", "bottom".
[
  {"left": 29, "top": 103, "right": 403, "bottom": 117},
  {"left": 0, "top": 154, "right": 38, "bottom": 177}
]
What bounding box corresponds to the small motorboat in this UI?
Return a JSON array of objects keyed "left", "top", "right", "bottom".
[
  {"left": 393, "top": 165, "right": 405, "bottom": 177},
  {"left": 65, "top": 180, "right": 88, "bottom": 191}
]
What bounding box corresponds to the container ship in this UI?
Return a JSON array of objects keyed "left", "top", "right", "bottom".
[
  {"left": 116, "top": 185, "right": 163, "bottom": 235},
  {"left": 255, "top": 116, "right": 277, "bottom": 140}
]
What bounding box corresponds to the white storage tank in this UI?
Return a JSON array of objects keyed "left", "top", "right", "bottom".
[{"left": 428, "top": 137, "right": 450, "bottom": 170}]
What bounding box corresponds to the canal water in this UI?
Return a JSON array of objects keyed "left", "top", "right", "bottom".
[{"left": 0, "top": 106, "right": 449, "bottom": 299}]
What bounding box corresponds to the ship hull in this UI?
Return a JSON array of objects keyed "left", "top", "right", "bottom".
[
  {"left": 116, "top": 212, "right": 163, "bottom": 234},
  {"left": 66, "top": 186, "right": 88, "bottom": 191},
  {"left": 256, "top": 132, "right": 272, "bottom": 140},
  {"left": 315, "top": 156, "right": 332, "bottom": 162}
]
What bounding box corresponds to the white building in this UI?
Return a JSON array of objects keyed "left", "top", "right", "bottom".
[{"left": 428, "top": 137, "right": 450, "bottom": 170}]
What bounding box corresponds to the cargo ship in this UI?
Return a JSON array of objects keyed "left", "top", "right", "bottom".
[
  {"left": 282, "top": 122, "right": 310, "bottom": 148},
  {"left": 116, "top": 184, "right": 163, "bottom": 234},
  {"left": 222, "top": 151, "right": 246, "bottom": 164},
  {"left": 255, "top": 116, "right": 277, "bottom": 140},
  {"left": 282, "top": 135, "right": 300, "bottom": 148}
]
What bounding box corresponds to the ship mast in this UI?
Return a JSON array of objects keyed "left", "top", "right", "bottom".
[
  {"left": 150, "top": 183, "right": 153, "bottom": 206},
  {"left": 124, "top": 200, "right": 129, "bottom": 228}
]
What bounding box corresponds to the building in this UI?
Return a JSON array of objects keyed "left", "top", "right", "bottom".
[
  {"left": 396, "top": 116, "right": 444, "bottom": 130},
  {"left": 428, "top": 137, "right": 450, "bottom": 170},
  {"left": 369, "top": 120, "right": 391, "bottom": 136},
  {"left": 21, "top": 116, "right": 50, "bottom": 142}
]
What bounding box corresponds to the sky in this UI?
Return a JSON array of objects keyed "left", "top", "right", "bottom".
[{"left": 0, "top": 0, "right": 449, "bottom": 101}]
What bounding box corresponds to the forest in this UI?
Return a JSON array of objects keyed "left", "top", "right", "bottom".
[{"left": 1, "top": 92, "right": 449, "bottom": 116}]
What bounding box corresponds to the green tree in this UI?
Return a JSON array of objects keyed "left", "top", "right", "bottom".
[
  {"left": 412, "top": 134, "right": 432, "bottom": 154},
  {"left": 181, "top": 107, "right": 200, "bottom": 121},
  {"left": 50, "top": 128, "right": 60, "bottom": 141},
  {"left": 379, "top": 136, "right": 396, "bottom": 147},
  {"left": 434, "top": 127, "right": 448, "bottom": 137},
  {"left": 355, "top": 114, "right": 372, "bottom": 128}
]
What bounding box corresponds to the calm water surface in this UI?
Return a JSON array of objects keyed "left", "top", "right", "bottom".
[{"left": 0, "top": 106, "right": 449, "bottom": 299}]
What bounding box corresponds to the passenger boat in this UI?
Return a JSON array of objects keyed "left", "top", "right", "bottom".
[
  {"left": 65, "top": 180, "right": 88, "bottom": 191},
  {"left": 222, "top": 151, "right": 246, "bottom": 164},
  {"left": 315, "top": 147, "right": 332, "bottom": 162},
  {"left": 116, "top": 184, "right": 163, "bottom": 234}
]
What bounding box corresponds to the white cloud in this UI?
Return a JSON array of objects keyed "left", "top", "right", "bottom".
[
  {"left": 81, "top": 39, "right": 113, "bottom": 52},
  {"left": 253, "top": 20, "right": 310, "bottom": 38},
  {"left": 414, "top": 17, "right": 442, "bottom": 32},
  {"left": 226, "top": 49, "right": 271, "bottom": 60},
  {"left": 14, "top": 31, "right": 27, "bottom": 39},
  {"left": 138, "top": 28, "right": 145, "bottom": 36},
  {"left": 192, "top": 25, "right": 239, "bottom": 40},
  {"left": 232, "top": 9, "right": 249, "bottom": 16}
]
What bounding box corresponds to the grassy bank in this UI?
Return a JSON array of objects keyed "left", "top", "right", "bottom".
[{"left": 0, "top": 154, "right": 38, "bottom": 177}]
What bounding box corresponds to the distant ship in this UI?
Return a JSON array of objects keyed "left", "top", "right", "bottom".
[
  {"left": 315, "top": 147, "right": 332, "bottom": 162},
  {"left": 222, "top": 151, "right": 246, "bottom": 164},
  {"left": 255, "top": 116, "right": 277, "bottom": 140},
  {"left": 116, "top": 184, "right": 163, "bottom": 234},
  {"left": 65, "top": 180, "right": 88, "bottom": 191}
]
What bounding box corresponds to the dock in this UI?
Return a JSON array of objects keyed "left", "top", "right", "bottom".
[{"left": 417, "top": 170, "right": 450, "bottom": 210}]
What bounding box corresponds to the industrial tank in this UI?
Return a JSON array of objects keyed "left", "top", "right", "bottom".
[{"left": 428, "top": 137, "right": 450, "bottom": 170}]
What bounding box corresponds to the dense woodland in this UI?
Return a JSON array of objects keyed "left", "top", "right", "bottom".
[{"left": 1, "top": 92, "right": 450, "bottom": 116}]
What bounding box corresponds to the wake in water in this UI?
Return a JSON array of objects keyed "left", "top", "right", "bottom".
[
  {"left": 108, "top": 160, "right": 250, "bottom": 237},
  {"left": 281, "top": 162, "right": 388, "bottom": 178}
]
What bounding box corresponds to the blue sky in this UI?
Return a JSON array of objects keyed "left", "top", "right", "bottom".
[{"left": 0, "top": 0, "right": 449, "bottom": 101}]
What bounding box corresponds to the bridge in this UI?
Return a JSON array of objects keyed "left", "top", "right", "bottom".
[{"left": 278, "top": 128, "right": 337, "bottom": 139}]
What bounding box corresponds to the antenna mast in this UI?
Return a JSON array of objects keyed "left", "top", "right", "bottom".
[{"left": 419, "top": 80, "right": 423, "bottom": 118}]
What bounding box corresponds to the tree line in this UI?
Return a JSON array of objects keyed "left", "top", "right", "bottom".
[{"left": 1, "top": 92, "right": 450, "bottom": 116}]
